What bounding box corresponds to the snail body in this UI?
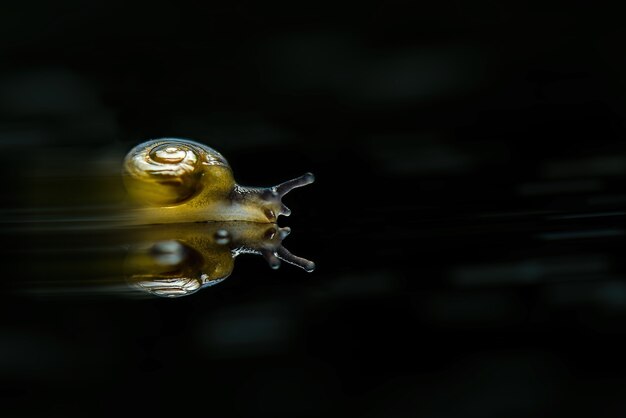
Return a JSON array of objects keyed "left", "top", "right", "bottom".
[{"left": 122, "top": 138, "right": 314, "bottom": 225}]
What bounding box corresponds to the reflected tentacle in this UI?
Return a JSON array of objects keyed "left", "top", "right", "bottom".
[
  {"left": 261, "top": 249, "right": 281, "bottom": 270},
  {"left": 276, "top": 246, "right": 316, "bottom": 273}
]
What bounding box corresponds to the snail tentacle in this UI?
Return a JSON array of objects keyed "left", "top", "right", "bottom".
[{"left": 275, "top": 172, "right": 316, "bottom": 197}]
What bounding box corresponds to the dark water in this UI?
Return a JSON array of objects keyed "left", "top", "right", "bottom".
[{"left": 1, "top": 2, "right": 625, "bottom": 417}]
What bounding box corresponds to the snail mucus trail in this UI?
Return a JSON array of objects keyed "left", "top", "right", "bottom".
[{"left": 122, "top": 138, "right": 315, "bottom": 273}]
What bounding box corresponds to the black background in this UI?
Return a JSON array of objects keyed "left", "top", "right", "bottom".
[{"left": 1, "top": 1, "right": 625, "bottom": 417}]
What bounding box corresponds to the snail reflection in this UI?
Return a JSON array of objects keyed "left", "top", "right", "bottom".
[
  {"left": 121, "top": 138, "right": 315, "bottom": 298},
  {"left": 125, "top": 222, "right": 315, "bottom": 298}
]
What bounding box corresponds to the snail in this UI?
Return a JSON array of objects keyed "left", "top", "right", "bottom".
[
  {"left": 122, "top": 138, "right": 315, "bottom": 225},
  {"left": 124, "top": 221, "right": 315, "bottom": 297}
]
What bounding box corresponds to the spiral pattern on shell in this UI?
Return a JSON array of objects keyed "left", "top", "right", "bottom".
[{"left": 123, "top": 138, "right": 230, "bottom": 205}]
